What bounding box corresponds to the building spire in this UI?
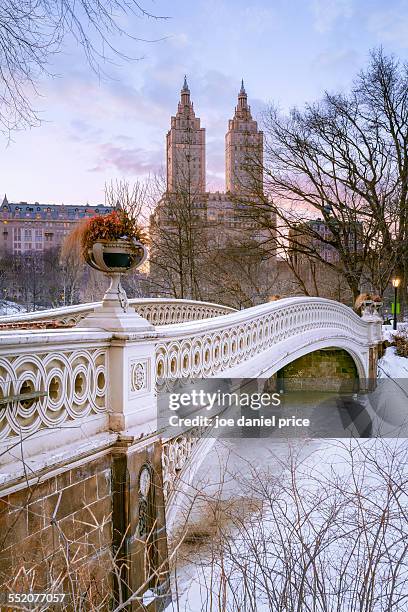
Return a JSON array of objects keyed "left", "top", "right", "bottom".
[
  {"left": 168, "top": 76, "right": 206, "bottom": 193},
  {"left": 2, "top": 194, "right": 8, "bottom": 206},
  {"left": 226, "top": 79, "right": 262, "bottom": 193},
  {"left": 180, "top": 75, "right": 191, "bottom": 106},
  {"left": 237, "top": 78, "right": 248, "bottom": 112}
]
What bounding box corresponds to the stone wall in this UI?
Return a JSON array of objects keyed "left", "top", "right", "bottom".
[
  {"left": 279, "top": 348, "right": 359, "bottom": 392},
  {"left": 0, "top": 455, "right": 112, "bottom": 604},
  {"left": 0, "top": 440, "right": 170, "bottom": 610}
]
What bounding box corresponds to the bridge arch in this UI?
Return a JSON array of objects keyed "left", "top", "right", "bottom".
[
  {"left": 158, "top": 298, "right": 383, "bottom": 524},
  {"left": 249, "top": 337, "right": 368, "bottom": 384}
]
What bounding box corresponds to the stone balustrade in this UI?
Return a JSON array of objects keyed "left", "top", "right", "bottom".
[
  {"left": 0, "top": 298, "right": 235, "bottom": 329},
  {"left": 0, "top": 297, "right": 382, "bottom": 492},
  {"left": 154, "top": 297, "right": 382, "bottom": 381}
]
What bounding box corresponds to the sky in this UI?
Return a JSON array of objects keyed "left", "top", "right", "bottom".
[{"left": 2, "top": 0, "right": 408, "bottom": 205}]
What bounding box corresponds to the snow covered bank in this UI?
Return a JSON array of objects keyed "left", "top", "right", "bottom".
[
  {"left": 173, "top": 438, "right": 408, "bottom": 611},
  {"left": 0, "top": 300, "right": 27, "bottom": 316},
  {"left": 378, "top": 344, "right": 408, "bottom": 378}
]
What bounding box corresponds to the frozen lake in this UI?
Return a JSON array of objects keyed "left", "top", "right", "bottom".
[{"left": 167, "top": 390, "right": 408, "bottom": 611}]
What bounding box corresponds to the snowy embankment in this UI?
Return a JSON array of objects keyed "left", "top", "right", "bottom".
[
  {"left": 367, "top": 327, "right": 408, "bottom": 436},
  {"left": 172, "top": 328, "right": 408, "bottom": 611},
  {"left": 0, "top": 300, "right": 27, "bottom": 316},
  {"left": 379, "top": 326, "right": 408, "bottom": 378},
  {"left": 378, "top": 344, "right": 408, "bottom": 378}
]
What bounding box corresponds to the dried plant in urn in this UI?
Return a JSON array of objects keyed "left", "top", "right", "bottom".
[
  {"left": 64, "top": 183, "right": 149, "bottom": 274},
  {"left": 63, "top": 182, "right": 150, "bottom": 322},
  {"left": 82, "top": 208, "right": 148, "bottom": 272}
]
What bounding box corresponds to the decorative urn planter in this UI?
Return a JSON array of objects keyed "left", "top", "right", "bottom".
[
  {"left": 361, "top": 299, "right": 374, "bottom": 319},
  {"left": 361, "top": 298, "right": 383, "bottom": 321},
  {"left": 85, "top": 238, "right": 147, "bottom": 273},
  {"left": 84, "top": 238, "right": 148, "bottom": 314}
]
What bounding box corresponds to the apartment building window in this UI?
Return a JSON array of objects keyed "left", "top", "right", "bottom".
[
  {"left": 13, "top": 227, "right": 22, "bottom": 253},
  {"left": 35, "top": 229, "right": 43, "bottom": 250}
]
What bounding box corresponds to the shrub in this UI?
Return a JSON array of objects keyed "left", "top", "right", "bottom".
[{"left": 392, "top": 330, "right": 408, "bottom": 358}]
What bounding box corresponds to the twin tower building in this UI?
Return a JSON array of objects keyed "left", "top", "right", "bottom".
[
  {"left": 151, "top": 78, "right": 273, "bottom": 301},
  {"left": 166, "top": 77, "right": 264, "bottom": 196}
]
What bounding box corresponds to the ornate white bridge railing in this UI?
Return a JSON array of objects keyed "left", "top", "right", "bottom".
[
  {"left": 161, "top": 427, "right": 205, "bottom": 503},
  {"left": 0, "top": 297, "right": 382, "bottom": 498},
  {"left": 154, "top": 297, "right": 380, "bottom": 381},
  {"left": 0, "top": 298, "right": 235, "bottom": 328},
  {"left": 0, "top": 329, "right": 112, "bottom": 474}
]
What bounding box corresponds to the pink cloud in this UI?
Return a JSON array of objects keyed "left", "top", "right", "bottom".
[{"left": 90, "top": 143, "right": 163, "bottom": 176}]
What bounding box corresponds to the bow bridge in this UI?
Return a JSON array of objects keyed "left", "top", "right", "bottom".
[{"left": 0, "top": 295, "right": 382, "bottom": 606}]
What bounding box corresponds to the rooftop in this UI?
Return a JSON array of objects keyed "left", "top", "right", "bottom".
[{"left": 1, "top": 197, "right": 110, "bottom": 221}]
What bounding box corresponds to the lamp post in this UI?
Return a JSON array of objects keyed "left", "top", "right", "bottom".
[{"left": 392, "top": 277, "right": 400, "bottom": 330}]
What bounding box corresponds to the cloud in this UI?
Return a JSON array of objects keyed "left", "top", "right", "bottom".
[
  {"left": 313, "top": 48, "right": 359, "bottom": 70},
  {"left": 47, "top": 71, "right": 170, "bottom": 127},
  {"left": 168, "top": 32, "right": 190, "bottom": 49},
  {"left": 310, "top": 0, "right": 353, "bottom": 33},
  {"left": 237, "top": 5, "right": 279, "bottom": 34},
  {"left": 90, "top": 143, "right": 163, "bottom": 176},
  {"left": 198, "top": 70, "right": 237, "bottom": 107},
  {"left": 69, "top": 119, "right": 105, "bottom": 144}
]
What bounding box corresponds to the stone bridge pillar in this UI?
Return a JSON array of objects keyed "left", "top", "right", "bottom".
[
  {"left": 77, "top": 265, "right": 175, "bottom": 609},
  {"left": 361, "top": 309, "right": 383, "bottom": 392},
  {"left": 93, "top": 312, "right": 171, "bottom": 609},
  {"left": 111, "top": 437, "right": 170, "bottom": 611}
]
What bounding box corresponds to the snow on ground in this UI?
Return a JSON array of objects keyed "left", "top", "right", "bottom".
[
  {"left": 171, "top": 329, "right": 408, "bottom": 611},
  {"left": 172, "top": 438, "right": 408, "bottom": 611},
  {"left": 378, "top": 345, "right": 408, "bottom": 378},
  {"left": 0, "top": 300, "right": 27, "bottom": 315},
  {"left": 379, "top": 323, "right": 408, "bottom": 378}
]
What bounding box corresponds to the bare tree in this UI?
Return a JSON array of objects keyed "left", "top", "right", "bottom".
[
  {"left": 171, "top": 439, "right": 408, "bottom": 611},
  {"left": 104, "top": 179, "right": 148, "bottom": 220},
  {"left": 58, "top": 246, "right": 85, "bottom": 306},
  {"left": 0, "top": 1, "right": 166, "bottom": 136},
  {"left": 204, "top": 236, "right": 278, "bottom": 308},
  {"left": 149, "top": 152, "right": 208, "bottom": 301},
  {"left": 240, "top": 48, "right": 408, "bottom": 305}
]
